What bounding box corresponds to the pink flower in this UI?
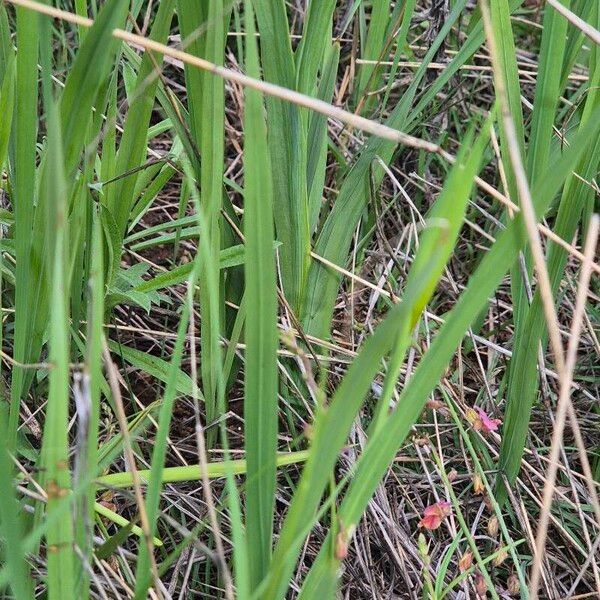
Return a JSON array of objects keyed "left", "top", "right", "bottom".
[
  {"left": 466, "top": 407, "right": 502, "bottom": 435},
  {"left": 475, "top": 407, "right": 501, "bottom": 433},
  {"left": 418, "top": 501, "right": 452, "bottom": 530}
]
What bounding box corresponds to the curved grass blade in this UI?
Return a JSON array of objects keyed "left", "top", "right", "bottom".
[
  {"left": 105, "top": 0, "right": 175, "bottom": 275},
  {"left": 302, "top": 0, "right": 471, "bottom": 342},
  {"left": 295, "top": 121, "right": 491, "bottom": 598},
  {"left": 262, "top": 118, "right": 491, "bottom": 600},
  {"left": 107, "top": 341, "right": 196, "bottom": 398},
  {"left": 297, "top": 103, "right": 600, "bottom": 596},
  {"left": 59, "top": 0, "right": 128, "bottom": 174},
  {"left": 93, "top": 503, "right": 162, "bottom": 548},
  {"left": 407, "top": 0, "right": 524, "bottom": 127}
]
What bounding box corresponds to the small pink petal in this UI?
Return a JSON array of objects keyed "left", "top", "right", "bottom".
[
  {"left": 419, "top": 502, "right": 452, "bottom": 530},
  {"left": 475, "top": 407, "right": 501, "bottom": 433},
  {"left": 419, "top": 514, "right": 442, "bottom": 530}
]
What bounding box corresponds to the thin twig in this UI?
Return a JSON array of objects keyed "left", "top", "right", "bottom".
[
  {"left": 4, "top": 0, "right": 439, "bottom": 153},
  {"left": 546, "top": 0, "right": 600, "bottom": 46},
  {"left": 101, "top": 340, "right": 162, "bottom": 598},
  {"left": 187, "top": 281, "right": 235, "bottom": 600},
  {"left": 480, "top": 3, "right": 600, "bottom": 597},
  {"left": 529, "top": 216, "right": 600, "bottom": 598}
]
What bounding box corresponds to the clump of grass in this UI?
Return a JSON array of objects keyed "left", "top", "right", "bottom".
[{"left": 0, "top": 1, "right": 599, "bottom": 599}]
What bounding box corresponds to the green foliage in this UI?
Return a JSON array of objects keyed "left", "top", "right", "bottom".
[
  {"left": 0, "top": 1, "right": 598, "bottom": 598},
  {"left": 499, "top": 0, "right": 600, "bottom": 499},
  {"left": 242, "top": 1, "right": 279, "bottom": 589}
]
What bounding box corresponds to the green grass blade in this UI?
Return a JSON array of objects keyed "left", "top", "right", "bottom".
[
  {"left": 407, "top": 0, "right": 524, "bottom": 129},
  {"left": 0, "top": 409, "right": 33, "bottom": 599},
  {"left": 93, "top": 502, "right": 162, "bottom": 548},
  {"left": 0, "top": 5, "right": 11, "bottom": 78},
  {"left": 302, "top": 0, "right": 471, "bottom": 341},
  {"left": 526, "top": 0, "right": 571, "bottom": 183},
  {"left": 38, "top": 16, "right": 75, "bottom": 597},
  {"left": 380, "top": 0, "right": 417, "bottom": 112},
  {"left": 183, "top": 156, "right": 252, "bottom": 599},
  {"left": 177, "top": 0, "right": 230, "bottom": 435},
  {"left": 59, "top": 0, "right": 127, "bottom": 174},
  {"left": 490, "top": 0, "right": 525, "bottom": 152},
  {"left": 132, "top": 256, "right": 201, "bottom": 598},
  {"left": 294, "top": 0, "right": 336, "bottom": 96},
  {"left": 489, "top": 0, "right": 526, "bottom": 186},
  {"left": 274, "top": 120, "right": 489, "bottom": 598},
  {"left": 355, "top": 0, "right": 390, "bottom": 112},
  {"left": 107, "top": 341, "right": 196, "bottom": 398},
  {"left": 105, "top": 0, "right": 175, "bottom": 271},
  {"left": 132, "top": 243, "right": 266, "bottom": 293},
  {"left": 307, "top": 42, "right": 340, "bottom": 235},
  {"left": 72, "top": 214, "right": 105, "bottom": 599},
  {"left": 498, "top": 3, "right": 600, "bottom": 498},
  {"left": 243, "top": 1, "right": 279, "bottom": 589},
  {"left": 176, "top": 0, "right": 206, "bottom": 145},
  {"left": 96, "top": 451, "right": 310, "bottom": 488},
  {"left": 561, "top": 0, "right": 595, "bottom": 89},
  {"left": 252, "top": 0, "right": 310, "bottom": 313},
  {"left": 488, "top": 0, "right": 529, "bottom": 364},
  {"left": 9, "top": 3, "right": 40, "bottom": 448},
  {"left": 0, "top": 51, "right": 14, "bottom": 172},
  {"left": 297, "top": 104, "right": 600, "bottom": 598}
]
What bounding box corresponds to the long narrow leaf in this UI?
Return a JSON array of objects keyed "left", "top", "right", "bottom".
[
  {"left": 264, "top": 120, "right": 491, "bottom": 599},
  {"left": 243, "top": 1, "right": 279, "bottom": 589}
]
